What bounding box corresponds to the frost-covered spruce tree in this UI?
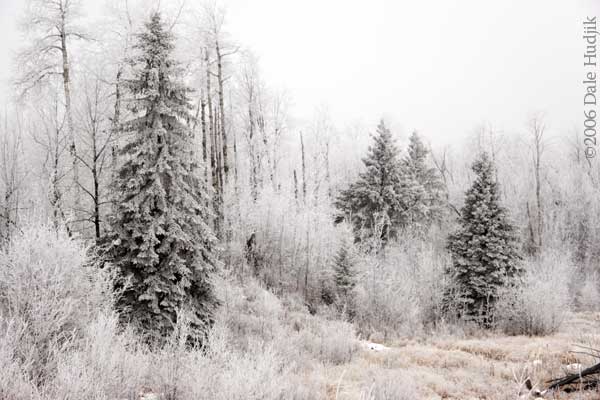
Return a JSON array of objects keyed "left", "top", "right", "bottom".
[
  {"left": 106, "top": 13, "right": 218, "bottom": 341},
  {"left": 400, "top": 132, "right": 445, "bottom": 232},
  {"left": 335, "top": 120, "right": 404, "bottom": 245},
  {"left": 333, "top": 242, "right": 356, "bottom": 297},
  {"left": 447, "top": 153, "right": 521, "bottom": 325}
]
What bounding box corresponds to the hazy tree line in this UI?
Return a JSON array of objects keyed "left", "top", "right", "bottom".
[{"left": 1, "top": 0, "right": 600, "bottom": 341}]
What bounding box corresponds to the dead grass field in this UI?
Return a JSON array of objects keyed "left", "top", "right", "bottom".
[{"left": 325, "top": 312, "right": 600, "bottom": 400}]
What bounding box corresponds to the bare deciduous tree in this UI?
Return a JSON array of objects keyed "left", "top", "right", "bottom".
[
  {"left": 0, "top": 110, "right": 26, "bottom": 245},
  {"left": 30, "top": 93, "right": 71, "bottom": 234},
  {"left": 16, "top": 0, "right": 91, "bottom": 229},
  {"left": 430, "top": 144, "right": 460, "bottom": 217},
  {"left": 74, "top": 77, "right": 114, "bottom": 241},
  {"left": 527, "top": 113, "right": 546, "bottom": 254},
  {"left": 238, "top": 54, "right": 260, "bottom": 201}
]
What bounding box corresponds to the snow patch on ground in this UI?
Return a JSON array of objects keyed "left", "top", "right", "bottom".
[
  {"left": 362, "top": 341, "right": 389, "bottom": 352},
  {"left": 565, "top": 363, "right": 583, "bottom": 373}
]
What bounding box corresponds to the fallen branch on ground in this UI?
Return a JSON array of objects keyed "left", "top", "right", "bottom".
[{"left": 546, "top": 361, "right": 600, "bottom": 392}]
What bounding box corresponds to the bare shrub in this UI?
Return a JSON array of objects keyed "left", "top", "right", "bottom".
[{"left": 494, "top": 250, "right": 572, "bottom": 336}]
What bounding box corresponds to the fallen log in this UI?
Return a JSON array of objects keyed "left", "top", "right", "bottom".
[{"left": 547, "top": 362, "right": 600, "bottom": 391}]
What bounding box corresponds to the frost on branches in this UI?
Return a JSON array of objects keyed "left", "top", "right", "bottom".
[
  {"left": 105, "top": 13, "right": 219, "bottom": 342},
  {"left": 447, "top": 153, "right": 522, "bottom": 325}
]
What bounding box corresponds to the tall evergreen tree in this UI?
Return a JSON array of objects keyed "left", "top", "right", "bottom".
[
  {"left": 106, "top": 13, "right": 218, "bottom": 341},
  {"left": 447, "top": 153, "right": 522, "bottom": 325},
  {"left": 335, "top": 120, "right": 404, "bottom": 245},
  {"left": 400, "top": 132, "right": 446, "bottom": 232}
]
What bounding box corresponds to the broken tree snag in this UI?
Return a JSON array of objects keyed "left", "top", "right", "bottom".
[
  {"left": 293, "top": 169, "right": 299, "bottom": 206},
  {"left": 245, "top": 232, "right": 259, "bottom": 275}
]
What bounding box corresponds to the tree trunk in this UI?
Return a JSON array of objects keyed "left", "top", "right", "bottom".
[
  {"left": 325, "top": 140, "right": 331, "bottom": 199},
  {"left": 215, "top": 39, "right": 228, "bottom": 182},
  {"left": 233, "top": 120, "right": 239, "bottom": 196},
  {"left": 199, "top": 88, "right": 208, "bottom": 184},
  {"left": 92, "top": 159, "right": 100, "bottom": 241},
  {"left": 293, "top": 169, "right": 299, "bottom": 207},
  {"left": 530, "top": 116, "right": 545, "bottom": 254},
  {"left": 206, "top": 49, "right": 216, "bottom": 189},
  {"left": 215, "top": 105, "right": 224, "bottom": 199},
  {"left": 248, "top": 92, "right": 258, "bottom": 201},
  {"left": 59, "top": 15, "right": 80, "bottom": 226},
  {"left": 111, "top": 67, "right": 122, "bottom": 173},
  {"left": 91, "top": 119, "right": 101, "bottom": 241},
  {"left": 300, "top": 132, "right": 307, "bottom": 203},
  {"left": 50, "top": 126, "right": 69, "bottom": 236},
  {"left": 535, "top": 143, "right": 543, "bottom": 252},
  {"left": 304, "top": 222, "right": 310, "bottom": 302}
]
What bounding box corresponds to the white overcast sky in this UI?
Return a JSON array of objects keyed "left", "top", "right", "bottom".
[{"left": 1, "top": 0, "right": 599, "bottom": 143}]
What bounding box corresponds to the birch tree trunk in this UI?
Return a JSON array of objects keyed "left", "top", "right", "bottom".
[
  {"left": 56, "top": 2, "right": 81, "bottom": 228},
  {"left": 215, "top": 40, "right": 229, "bottom": 183}
]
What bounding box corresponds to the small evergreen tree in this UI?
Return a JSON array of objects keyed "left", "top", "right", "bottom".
[
  {"left": 335, "top": 120, "right": 404, "bottom": 245},
  {"left": 447, "top": 153, "right": 522, "bottom": 325},
  {"left": 333, "top": 242, "right": 356, "bottom": 296},
  {"left": 105, "top": 13, "right": 218, "bottom": 341},
  {"left": 332, "top": 241, "right": 357, "bottom": 316},
  {"left": 400, "top": 132, "right": 446, "bottom": 232}
]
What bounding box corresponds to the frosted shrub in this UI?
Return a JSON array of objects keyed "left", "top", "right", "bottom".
[
  {"left": 217, "top": 277, "right": 286, "bottom": 348},
  {"left": 230, "top": 186, "right": 353, "bottom": 304},
  {"left": 50, "top": 313, "right": 148, "bottom": 400},
  {"left": 353, "top": 239, "right": 449, "bottom": 339},
  {"left": 203, "top": 342, "right": 292, "bottom": 400},
  {"left": 578, "top": 273, "right": 600, "bottom": 311},
  {"left": 0, "top": 320, "right": 39, "bottom": 400},
  {"left": 217, "top": 275, "right": 358, "bottom": 366},
  {"left": 495, "top": 250, "right": 572, "bottom": 336},
  {"left": 51, "top": 304, "right": 328, "bottom": 400},
  {"left": 294, "top": 318, "right": 358, "bottom": 365},
  {"left": 317, "top": 320, "right": 358, "bottom": 364},
  {"left": 0, "top": 227, "right": 340, "bottom": 399},
  {"left": 405, "top": 241, "right": 451, "bottom": 327},
  {"left": 0, "top": 225, "right": 113, "bottom": 385},
  {"left": 353, "top": 249, "right": 417, "bottom": 338},
  {"left": 156, "top": 318, "right": 326, "bottom": 400},
  {"left": 359, "top": 370, "right": 418, "bottom": 400}
]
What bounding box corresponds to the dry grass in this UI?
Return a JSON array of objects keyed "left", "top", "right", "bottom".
[{"left": 325, "top": 312, "right": 600, "bottom": 400}]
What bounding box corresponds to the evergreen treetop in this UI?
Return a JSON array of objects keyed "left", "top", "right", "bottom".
[
  {"left": 399, "top": 132, "right": 446, "bottom": 231},
  {"left": 335, "top": 120, "right": 405, "bottom": 245}
]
